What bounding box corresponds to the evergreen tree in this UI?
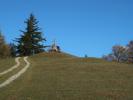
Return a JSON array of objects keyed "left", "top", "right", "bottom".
[
  {"left": 16, "top": 14, "right": 46, "bottom": 56},
  {"left": 9, "top": 43, "right": 17, "bottom": 57}
]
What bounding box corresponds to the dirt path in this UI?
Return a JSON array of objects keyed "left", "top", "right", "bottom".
[
  {"left": 0, "top": 57, "right": 21, "bottom": 76},
  {"left": 0, "top": 56, "right": 30, "bottom": 88}
]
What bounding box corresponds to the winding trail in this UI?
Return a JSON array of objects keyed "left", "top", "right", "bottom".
[
  {"left": 0, "top": 57, "right": 21, "bottom": 76},
  {"left": 0, "top": 56, "right": 30, "bottom": 88}
]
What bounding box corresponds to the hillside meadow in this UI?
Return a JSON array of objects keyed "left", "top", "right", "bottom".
[{"left": 0, "top": 53, "right": 133, "bottom": 100}]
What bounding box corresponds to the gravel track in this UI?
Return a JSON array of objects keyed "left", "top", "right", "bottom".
[
  {"left": 0, "top": 57, "right": 30, "bottom": 88},
  {"left": 0, "top": 57, "right": 21, "bottom": 76}
]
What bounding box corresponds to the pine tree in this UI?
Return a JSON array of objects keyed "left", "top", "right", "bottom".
[
  {"left": 9, "top": 43, "right": 17, "bottom": 57},
  {"left": 16, "top": 14, "right": 46, "bottom": 56}
]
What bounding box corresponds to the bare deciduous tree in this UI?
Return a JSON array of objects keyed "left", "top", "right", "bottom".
[
  {"left": 112, "top": 45, "right": 127, "bottom": 62},
  {"left": 127, "top": 41, "right": 133, "bottom": 63}
]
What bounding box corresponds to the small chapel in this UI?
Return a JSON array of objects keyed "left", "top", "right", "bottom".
[{"left": 49, "top": 40, "right": 61, "bottom": 53}]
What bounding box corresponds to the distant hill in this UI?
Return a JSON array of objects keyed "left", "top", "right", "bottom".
[{"left": 0, "top": 52, "right": 133, "bottom": 100}]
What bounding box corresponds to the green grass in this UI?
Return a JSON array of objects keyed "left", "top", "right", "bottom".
[
  {"left": 0, "top": 58, "right": 26, "bottom": 83},
  {"left": 0, "top": 58, "right": 15, "bottom": 72},
  {"left": 0, "top": 52, "right": 133, "bottom": 100}
]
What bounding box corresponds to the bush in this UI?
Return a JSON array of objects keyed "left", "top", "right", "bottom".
[{"left": 0, "top": 44, "right": 11, "bottom": 58}]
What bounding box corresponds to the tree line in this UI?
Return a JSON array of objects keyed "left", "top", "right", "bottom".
[
  {"left": 0, "top": 13, "right": 133, "bottom": 64},
  {"left": 0, "top": 14, "right": 46, "bottom": 58},
  {"left": 103, "top": 41, "right": 133, "bottom": 63}
]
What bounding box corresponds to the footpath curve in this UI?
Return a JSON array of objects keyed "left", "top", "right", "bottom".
[
  {"left": 0, "top": 56, "right": 30, "bottom": 88},
  {"left": 0, "top": 57, "right": 21, "bottom": 76}
]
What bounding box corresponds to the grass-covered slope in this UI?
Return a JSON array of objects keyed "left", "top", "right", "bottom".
[
  {"left": 0, "top": 52, "right": 133, "bottom": 100},
  {"left": 0, "top": 58, "right": 15, "bottom": 72}
]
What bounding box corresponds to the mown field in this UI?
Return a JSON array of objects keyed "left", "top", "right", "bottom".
[{"left": 0, "top": 52, "right": 133, "bottom": 100}]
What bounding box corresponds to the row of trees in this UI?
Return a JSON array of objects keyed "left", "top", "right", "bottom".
[
  {"left": 0, "top": 14, "right": 46, "bottom": 58},
  {"left": 103, "top": 41, "right": 133, "bottom": 63}
]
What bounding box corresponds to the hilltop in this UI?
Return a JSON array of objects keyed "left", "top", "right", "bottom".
[{"left": 0, "top": 52, "right": 133, "bottom": 100}]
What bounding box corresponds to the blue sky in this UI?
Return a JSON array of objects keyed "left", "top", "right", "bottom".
[{"left": 0, "top": 0, "right": 133, "bottom": 57}]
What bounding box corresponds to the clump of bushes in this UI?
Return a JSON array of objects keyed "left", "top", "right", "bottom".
[
  {"left": 0, "top": 33, "right": 11, "bottom": 58},
  {"left": 103, "top": 40, "right": 133, "bottom": 63}
]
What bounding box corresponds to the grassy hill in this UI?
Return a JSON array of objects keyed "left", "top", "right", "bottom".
[{"left": 0, "top": 52, "right": 133, "bottom": 100}]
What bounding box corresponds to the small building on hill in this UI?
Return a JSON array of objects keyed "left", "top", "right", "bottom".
[{"left": 49, "top": 40, "right": 61, "bottom": 53}]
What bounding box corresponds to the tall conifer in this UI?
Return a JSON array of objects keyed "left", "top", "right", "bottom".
[{"left": 16, "top": 14, "right": 46, "bottom": 56}]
